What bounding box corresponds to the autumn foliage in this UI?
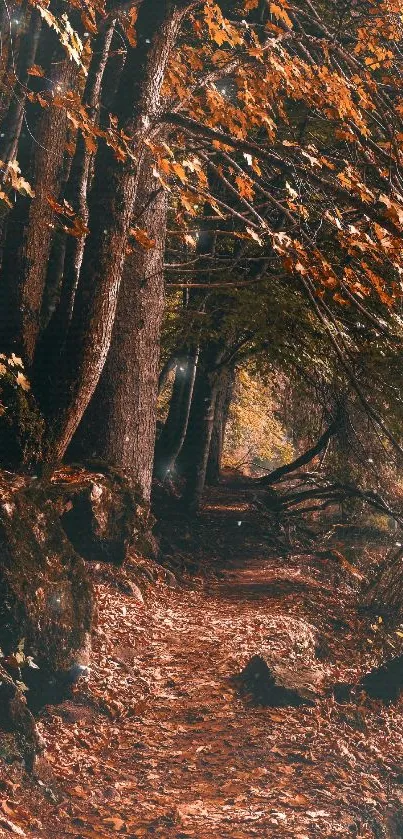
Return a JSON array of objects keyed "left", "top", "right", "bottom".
[
  {"left": 0, "top": 0, "right": 401, "bottom": 501},
  {"left": 1, "top": 2, "right": 403, "bottom": 835}
]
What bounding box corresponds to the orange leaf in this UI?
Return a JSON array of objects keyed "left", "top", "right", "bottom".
[
  {"left": 27, "top": 64, "right": 44, "bottom": 77},
  {"left": 269, "top": 2, "right": 293, "bottom": 28},
  {"left": 16, "top": 372, "right": 30, "bottom": 391},
  {"left": 130, "top": 227, "right": 156, "bottom": 249},
  {"left": 172, "top": 162, "right": 188, "bottom": 184},
  {"left": 235, "top": 174, "right": 254, "bottom": 201},
  {"left": 84, "top": 134, "right": 97, "bottom": 154},
  {"left": 103, "top": 817, "right": 125, "bottom": 831},
  {"left": 123, "top": 7, "right": 138, "bottom": 47}
]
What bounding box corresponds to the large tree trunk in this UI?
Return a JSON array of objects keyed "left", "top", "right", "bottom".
[
  {"left": 154, "top": 348, "right": 198, "bottom": 481},
  {"left": 71, "top": 155, "right": 167, "bottom": 501},
  {"left": 44, "top": 0, "right": 187, "bottom": 462},
  {"left": 59, "top": 23, "right": 116, "bottom": 325},
  {"left": 0, "top": 53, "right": 76, "bottom": 363},
  {"left": 34, "top": 22, "right": 115, "bottom": 392},
  {"left": 206, "top": 364, "right": 235, "bottom": 485}
]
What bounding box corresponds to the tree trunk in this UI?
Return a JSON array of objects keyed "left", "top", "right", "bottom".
[
  {"left": 57, "top": 22, "right": 116, "bottom": 332},
  {"left": 45, "top": 0, "right": 187, "bottom": 462},
  {"left": 0, "top": 54, "right": 76, "bottom": 363},
  {"left": 364, "top": 548, "right": 403, "bottom": 624},
  {"left": 206, "top": 364, "right": 235, "bottom": 485},
  {"left": 154, "top": 348, "right": 198, "bottom": 481},
  {"left": 0, "top": 1, "right": 18, "bottom": 119},
  {"left": 34, "top": 22, "right": 115, "bottom": 391},
  {"left": 177, "top": 343, "right": 226, "bottom": 511},
  {"left": 70, "top": 155, "right": 167, "bottom": 501},
  {"left": 0, "top": 9, "right": 42, "bottom": 166}
]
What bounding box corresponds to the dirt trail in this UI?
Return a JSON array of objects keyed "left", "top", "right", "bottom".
[{"left": 1, "top": 482, "right": 403, "bottom": 838}]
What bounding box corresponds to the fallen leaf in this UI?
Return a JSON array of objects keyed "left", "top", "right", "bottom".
[
  {"left": 0, "top": 817, "right": 26, "bottom": 836},
  {"left": 103, "top": 817, "right": 126, "bottom": 831}
]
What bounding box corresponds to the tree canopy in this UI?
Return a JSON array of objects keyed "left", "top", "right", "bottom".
[{"left": 0, "top": 0, "right": 402, "bottom": 508}]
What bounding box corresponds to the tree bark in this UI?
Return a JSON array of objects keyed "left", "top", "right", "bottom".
[
  {"left": 177, "top": 342, "right": 227, "bottom": 511},
  {"left": 363, "top": 549, "right": 403, "bottom": 624},
  {"left": 34, "top": 22, "right": 115, "bottom": 390},
  {"left": 0, "top": 664, "right": 40, "bottom": 771},
  {"left": 70, "top": 155, "right": 167, "bottom": 501},
  {"left": 154, "top": 348, "right": 198, "bottom": 481},
  {"left": 0, "top": 54, "right": 76, "bottom": 363},
  {"left": 45, "top": 0, "right": 187, "bottom": 462},
  {"left": 0, "top": 1, "right": 18, "bottom": 119},
  {"left": 0, "top": 9, "right": 42, "bottom": 166},
  {"left": 259, "top": 415, "right": 341, "bottom": 486},
  {"left": 56, "top": 22, "right": 116, "bottom": 334},
  {"left": 206, "top": 364, "right": 235, "bottom": 485}
]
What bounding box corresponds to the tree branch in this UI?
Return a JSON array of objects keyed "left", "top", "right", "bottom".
[{"left": 259, "top": 414, "right": 341, "bottom": 486}]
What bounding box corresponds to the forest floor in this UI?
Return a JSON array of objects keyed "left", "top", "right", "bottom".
[{"left": 1, "top": 476, "right": 403, "bottom": 838}]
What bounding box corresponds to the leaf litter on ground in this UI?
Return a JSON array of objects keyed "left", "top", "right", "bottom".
[{"left": 0, "top": 481, "right": 402, "bottom": 838}]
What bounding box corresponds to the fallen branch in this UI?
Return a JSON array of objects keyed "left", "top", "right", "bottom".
[
  {"left": 280, "top": 480, "right": 403, "bottom": 527},
  {"left": 259, "top": 417, "right": 340, "bottom": 486}
]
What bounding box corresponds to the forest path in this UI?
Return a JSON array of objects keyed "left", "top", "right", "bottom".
[{"left": 3, "top": 481, "right": 403, "bottom": 839}]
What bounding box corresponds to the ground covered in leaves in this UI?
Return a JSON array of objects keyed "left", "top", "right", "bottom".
[{"left": 1, "top": 479, "right": 403, "bottom": 838}]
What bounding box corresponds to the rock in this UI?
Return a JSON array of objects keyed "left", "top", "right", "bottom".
[
  {"left": 0, "top": 472, "right": 93, "bottom": 679},
  {"left": 25, "top": 662, "right": 91, "bottom": 713},
  {"left": 0, "top": 664, "right": 40, "bottom": 770},
  {"left": 237, "top": 652, "right": 323, "bottom": 706},
  {"left": 359, "top": 655, "right": 403, "bottom": 702},
  {"left": 45, "top": 699, "right": 95, "bottom": 725},
  {"left": 164, "top": 570, "right": 177, "bottom": 588},
  {"left": 235, "top": 615, "right": 325, "bottom": 706},
  {"left": 49, "top": 464, "right": 152, "bottom": 565},
  {"left": 120, "top": 580, "right": 144, "bottom": 602}
]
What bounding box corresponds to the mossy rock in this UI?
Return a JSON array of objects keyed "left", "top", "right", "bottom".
[{"left": 0, "top": 474, "right": 93, "bottom": 674}]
